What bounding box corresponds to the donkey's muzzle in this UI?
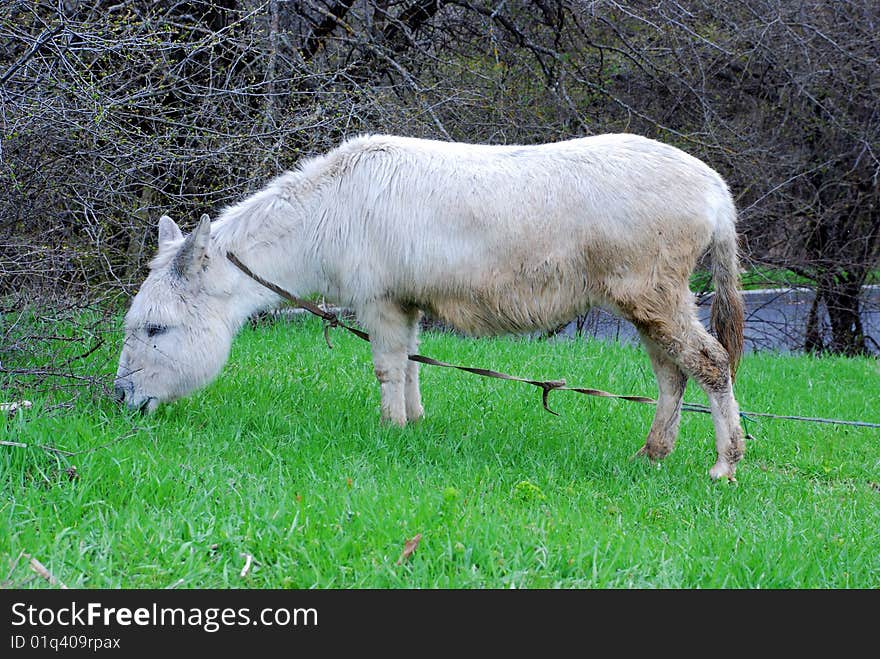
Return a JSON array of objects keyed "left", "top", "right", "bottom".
[{"left": 112, "top": 379, "right": 131, "bottom": 404}]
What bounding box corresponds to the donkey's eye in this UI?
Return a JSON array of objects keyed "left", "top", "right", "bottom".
[{"left": 145, "top": 324, "right": 168, "bottom": 338}]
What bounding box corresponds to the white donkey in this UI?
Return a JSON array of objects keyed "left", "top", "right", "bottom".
[{"left": 115, "top": 133, "right": 746, "bottom": 479}]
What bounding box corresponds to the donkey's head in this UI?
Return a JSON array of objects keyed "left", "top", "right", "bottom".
[{"left": 114, "top": 214, "right": 237, "bottom": 413}]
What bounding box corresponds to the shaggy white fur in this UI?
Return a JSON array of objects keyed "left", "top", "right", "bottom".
[{"left": 115, "top": 133, "right": 746, "bottom": 479}]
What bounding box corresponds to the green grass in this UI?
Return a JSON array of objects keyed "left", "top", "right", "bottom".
[
  {"left": 2, "top": 316, "right": 879, "bottom": 588},
  {"left": 689, "top": 266, "right": 880, "bottom": 292}
]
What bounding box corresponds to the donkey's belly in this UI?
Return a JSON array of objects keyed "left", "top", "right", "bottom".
[{"left": 423, "top": 285, "right": 594, "bottom": 336}]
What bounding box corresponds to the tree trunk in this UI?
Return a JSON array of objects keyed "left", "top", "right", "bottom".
[
  {"left": 824, "top": 279, "right": 868, "bottom": 356},
  {"left": 804, "top": 292, "right": 825, "bottom": 354}
]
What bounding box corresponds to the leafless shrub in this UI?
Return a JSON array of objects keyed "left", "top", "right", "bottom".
[{"left": 1, "top": 0, "right": 877, "bottom": 398}]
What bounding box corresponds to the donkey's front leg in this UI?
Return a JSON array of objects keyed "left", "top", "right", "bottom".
[
  {"left": 373, "top": 348, "right": 407, "bottom": 426},
  {"left": 404, "top": 308, "right": 424, "bottom": 422},
  {"left": 362, "top": 301, "right": 412, "bottom": 426}
]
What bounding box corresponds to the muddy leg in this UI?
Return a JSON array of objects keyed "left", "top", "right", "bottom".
[
  {"left": 637, "top": 312, "right": 745, "bottom": 480},
  {"left": 637, "top": 334, "right": 688, "bottom": 461}
]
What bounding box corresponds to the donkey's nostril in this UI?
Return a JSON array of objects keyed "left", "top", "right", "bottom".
[{"left": 113, "top": 385, "right": 127, "bottom": 403}]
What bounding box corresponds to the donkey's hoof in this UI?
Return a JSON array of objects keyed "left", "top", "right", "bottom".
[
  {"left": 631, "top": 445, "right": 648, "bottom": 462},
  {"left": 380, "top": 414, "right": 408, "bottom": 428},
  {"left": 635, "top": 442, "right": 671, "bottom": 462},
  {"left": 406, "top": 404, "right": 425, "bottom": 423},
  {"left": 709, "top": 461, "right": 737, "bottom": 481}
]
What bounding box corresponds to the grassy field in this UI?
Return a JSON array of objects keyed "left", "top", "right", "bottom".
[{"left": 2, "top": 315, "right": 879, "bottom": 588}]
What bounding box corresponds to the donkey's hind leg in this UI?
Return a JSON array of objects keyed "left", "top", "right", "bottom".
[
  {"left": 637, "top": 332, "right": 688, "bottom": 461},
  {"left": 634, "top": 304, "right": 745, "bottom": 480}
]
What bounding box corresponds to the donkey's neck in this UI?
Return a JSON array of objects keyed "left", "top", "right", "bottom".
[{"left": 210, "top": 171, "right": 323, "bottom": 325}]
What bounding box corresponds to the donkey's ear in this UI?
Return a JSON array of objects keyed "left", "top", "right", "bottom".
[
  {"left": 158, "top": 215, "right": 184, "bottom": 246},
  {"left": 171, "top": 214, "right": 212, "bottom": 279}
]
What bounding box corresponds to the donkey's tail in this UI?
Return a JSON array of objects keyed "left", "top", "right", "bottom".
[{"left": 710, "top": 198, "right": 745, "bottom": 381}]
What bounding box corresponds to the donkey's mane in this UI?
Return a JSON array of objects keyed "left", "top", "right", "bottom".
[
  {"left": 149, "top": 134, "right": 418, "bottom": 273},
  {"left": 209, "top": 136, "right": 384, "bottom": 258}
]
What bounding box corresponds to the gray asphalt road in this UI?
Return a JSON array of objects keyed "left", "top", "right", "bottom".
[{"left": 563, "top": 286, "right": 880, "bottom": 355}]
